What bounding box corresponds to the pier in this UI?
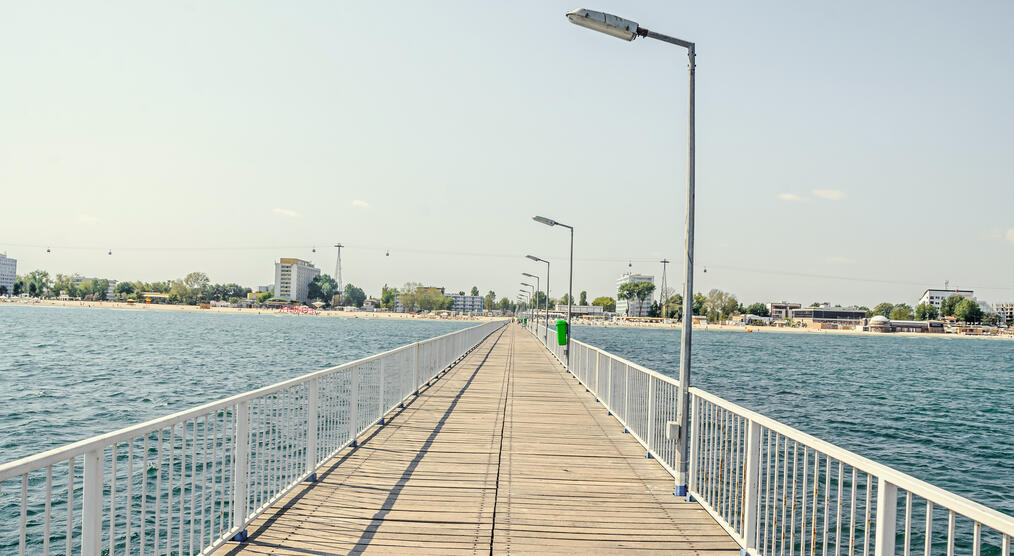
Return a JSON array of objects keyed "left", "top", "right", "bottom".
[
  {"left": 214, "top": 324, "right": 738, "bottom": 554},
  {"left": 2, "top": 319, "right": 1011, "bottom": 555}
]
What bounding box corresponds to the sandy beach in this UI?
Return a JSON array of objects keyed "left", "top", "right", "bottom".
[{"left": 4, "top": 298, "right": 1011, "bottom": 341}]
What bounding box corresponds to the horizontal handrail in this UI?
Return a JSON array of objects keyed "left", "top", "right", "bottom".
[
  {"left": 688, "top": 386, "right": 1014, "bottom": 536},
  {"left": 0, "top": 343, "right": 418, "bottom": 480}
]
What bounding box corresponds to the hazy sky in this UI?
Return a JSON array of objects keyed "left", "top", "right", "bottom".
[{"left": 2, "top": 1, "right": 1012, "bottom": 307}]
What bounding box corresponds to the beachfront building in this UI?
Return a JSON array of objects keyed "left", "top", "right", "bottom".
[
  {"left": 866, "top": 315, "right": 945, "bottom": 333},
  {"left": 446, "top": 293, "right": 484, "bottom": 313},
  {"left": 70, "top": 274, "right": 118, "bottom": 299},
  {"left": 0, "top": 253, "right": 16, "bottom": 295},
  {"left": 994, "top": 303, "right": 1014, "bottom": 326},
  {"left": 616, "top": 272, "right": 654, "bottom": 317},
  {"left": 555, "top": 304, "right": 605, "bottom": 319},
  {"left": 273, "top": 258, "right": 320, "bottom": 304},
  {"left": 917, "top": 287, "right": 974, "bottom": 310},
  {"left": 789, "top": 305, "right": 866, "bottom": 326},
  {"left": 767, "top": 301, "right": 801, "bottom": 320}
]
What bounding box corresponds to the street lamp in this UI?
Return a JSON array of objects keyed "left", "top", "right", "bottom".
[
  {"left": 566, "top": 8, "right": 697, "bottom": 498},
  {"left": 522, "top": 273, "right": 539, "bottom": 328},
  {"left": 520, "top": 283, "right": 535, "bottom": 314},
  {"left": 533, "top": 215, "right": 574, "bottom": 367},
  {"left": 526, "top": 255, "right": 551, "bottom": 345}
]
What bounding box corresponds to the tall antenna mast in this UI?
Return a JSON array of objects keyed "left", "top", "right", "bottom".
[
  {"left": 334, "top": 243, "right": 343, "bottom": 302},
  {"left": 660, "top": 259, "right": 670, "bottom": 319}
]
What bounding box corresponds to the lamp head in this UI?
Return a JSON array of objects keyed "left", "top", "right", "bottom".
[
  {"left": 522, "top": 272, "right": 536, "bottom": 278},
  {"left": 533, "top": 215, "right": 557, "bottom": 227},
  {"left": 526, "top": 255, "right": 544, "bottom": 263},
  {"left": 566, "top": 8, "right": 640, "bottom": 41}
]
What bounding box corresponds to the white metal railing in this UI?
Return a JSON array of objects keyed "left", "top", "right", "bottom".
[
  {"left": 522, "top": 320, "right": 1014, "bottom": 556},
  {"left": 0, "top": 320, "right": 506, "bottom": 556}
]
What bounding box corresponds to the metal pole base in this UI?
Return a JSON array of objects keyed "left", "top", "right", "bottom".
[
  {"left": 232, "top": 530, "right": 249, "bottom": 543},
  {"left": 305, "top": 473, "right": 317, "bottom": 483},
  {"left": 674, "top": 484, "right": 688, "bottom": 497}
]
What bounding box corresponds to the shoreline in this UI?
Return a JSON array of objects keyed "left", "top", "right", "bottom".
[
  {"left": 0, "top": 298, "right": 501, "bottom": 322},
  {"left": 4, "top": 299, "right": 1011, "bottom": 341}
]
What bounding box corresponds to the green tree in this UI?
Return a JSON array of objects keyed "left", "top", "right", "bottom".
[
  {"left": 25, "top": 270, "right": 51, "bottom": 298},
  {"left": 704, "top": 289, "right": 739, "bottom": 322},
  {"left": 257, "top": 291, "right": 273, "bottom": 303},
  {"left": 343, "top": 283, "right": 367, "bottom": 308},
  {"left": 914, "top": 303, "right": 939, "bottom": 320},
  {"left": 94, "top": 279, "right": 110, "bottom": 301},
  {"left": 115, "top": 281, "right": 135, "bottom": 298},
  {"left": 415, "top": 287, "right": 447, "bottom": 311},
  {"left": 579, "top": 290, "right": 588, "bottom": 305},
  {"left": 399, "top": 283, "right": 422, "bottom": 312},
  {"left": 381, "top": 284, "right": 398, "bottom": 310},
  {"left": 744, "top": 302, "right": 769, "bottom": 317},
  {"left": 857, "top": 306, "right": 872, "bottom": 318},
  {"left": 77, "top": 279, "right": 96, "bottom": 299},
  {"left": 497, "top": 297, "right": 511, "bottom": 312},
  {"left": 982, "top": 313, "right": 999, "bottom": 326},
  {"left": 692, "top": 293, "right": 707, "bottom": 317},
  {"left": 559, "top": 293, "right": 572, "bottom": 306},
  {"left": 889, "top": 304, "right": 913, "bottom": 320},
  {"left": 591, "top": 296, "right": 616, "bottom": 312},
  {"left": 617, "top": 281, "right": 655, "bottom": 316},
  {"left": 872, "top": 303, "right": 894, "bottom": 318},
  {"left": 809, "top": 302, "right": 821, "bottom": 307},
  {"left": 0, "top": 285, "right": 7, "bottom": 296},
  {"left": 470, "top": 286, "right": 479, "bottom": 296},
  {"left": 484, "top": 290, "right": 496, "bottom": 311},
  {"left": 953, "top": 299, "right": 983, "bottom": 323},
  {"left": 52, "top": 274, "right": 77, "bottom": 298},
  {"left": 308, "top": 274, "right": 339, "bottom": 306},
  {"left": 940, "top": 295, "right": 963, "bottom": 317},
  {"left": 12, "top": 279, "right": 24, "bottom": 296}
]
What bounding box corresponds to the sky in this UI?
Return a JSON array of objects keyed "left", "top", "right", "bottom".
[{"left": 2, "top": 1, "right": 1013, "bottom": 308}]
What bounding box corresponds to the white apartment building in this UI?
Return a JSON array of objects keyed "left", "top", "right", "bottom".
[
  {"left": 274, "top": 258, "right": 320, "bottom": 304},
  {"left": 446, "top": 293, "right": 484, "bottom": 313},
  {"left": 917, "top": 287, "right": 993, "bottom": 315},
  {"left": 0, "top": 253, "right": 16, "bottom": 295},
  {"left": 616, "top": 272, "right": 654, "bottom": 317},
  {"left": 994, "top": 303, "right": 1014, "bottom": 326},
  {"left": 917, "top": 288, "right": 974, "bottom": 309}
]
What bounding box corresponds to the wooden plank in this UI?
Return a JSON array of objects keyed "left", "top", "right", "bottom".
[{"left": 214, "top": 324, "right": 740, "bottom": 555}]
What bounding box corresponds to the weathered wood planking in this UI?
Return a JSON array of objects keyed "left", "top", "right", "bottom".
[{"left": 215, "top": 324, "right": 740, "bottom": 555}]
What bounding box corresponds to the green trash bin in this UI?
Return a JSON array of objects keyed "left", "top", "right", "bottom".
[{"left": 556, "top": 319, "right": 568, "bottom": 346}]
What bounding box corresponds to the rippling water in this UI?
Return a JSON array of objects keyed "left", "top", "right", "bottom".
[
  {"left": 0, "top": 305, "right": 473, "bottom": 463},
  {"left": 573, "top": 325, "right": 1014, "bottom": 519}
]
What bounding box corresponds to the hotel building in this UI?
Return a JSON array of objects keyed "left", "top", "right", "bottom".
[
  {"left": 274, "top": 258, "right": 320, "bottom": 304},
  {"left": 0, "top": 253, "right": 16, "bottom": 295},
  {"left": 616, "top": 272, "right": 654, "bottom": 317}
]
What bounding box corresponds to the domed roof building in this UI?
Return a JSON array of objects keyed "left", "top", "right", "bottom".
[{"left": 868, "top": 315, "right": 893, "bottom": 332}]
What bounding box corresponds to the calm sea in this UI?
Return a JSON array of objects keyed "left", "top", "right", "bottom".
[{"left": 1, "top": 307, "right": 1011, "bottom": 539}]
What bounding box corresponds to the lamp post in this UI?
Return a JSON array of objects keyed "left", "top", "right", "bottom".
[
  {"left": 525, "top": 255, "right": 551, "bottom": 345},
  {"left": 521, "top": 283, "right": 535, "bottom": 319},
  {"left": 522, "top": 272, "right": 540, "bottom": 331},
  {"left": 533, "top": 216, "right": 573, "bottom": 367},
  {"left": 566, "top": 8, "right": 696, "bottom": 498}
]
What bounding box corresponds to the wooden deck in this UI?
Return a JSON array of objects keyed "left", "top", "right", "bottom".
[{"left": 215, "top": 323, "right": 740, "bottom": 555}]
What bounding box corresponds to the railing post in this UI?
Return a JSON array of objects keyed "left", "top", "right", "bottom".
[
  {"left": 414, "top": 343, "right": 421, "bottom": 395},
  {"left": 349, "top": 367, "right": 359, "bottom": 447},
  {"left": 686, "top": 393, "right": 699, "bottom": 499},
  {"left": 646, "top": 377, "right": 656, "bottom": 459},
  {"left": 875, "top": 478, "right": 897, "bottom": 556},
  {"left": 378, "top": 358, "right": 386, "bottom": 425},
  {"left": 742, "top": 419, "right": 761, "bottom": 551},
  {"left": 81, "top": 448, "right": 102, "bottom": 556},
  {"left": 232, "top": 400, "right": 249, "bottom": 542},
  {"left": 305, "top": 378, "right": 319, "bottom": 482}
]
